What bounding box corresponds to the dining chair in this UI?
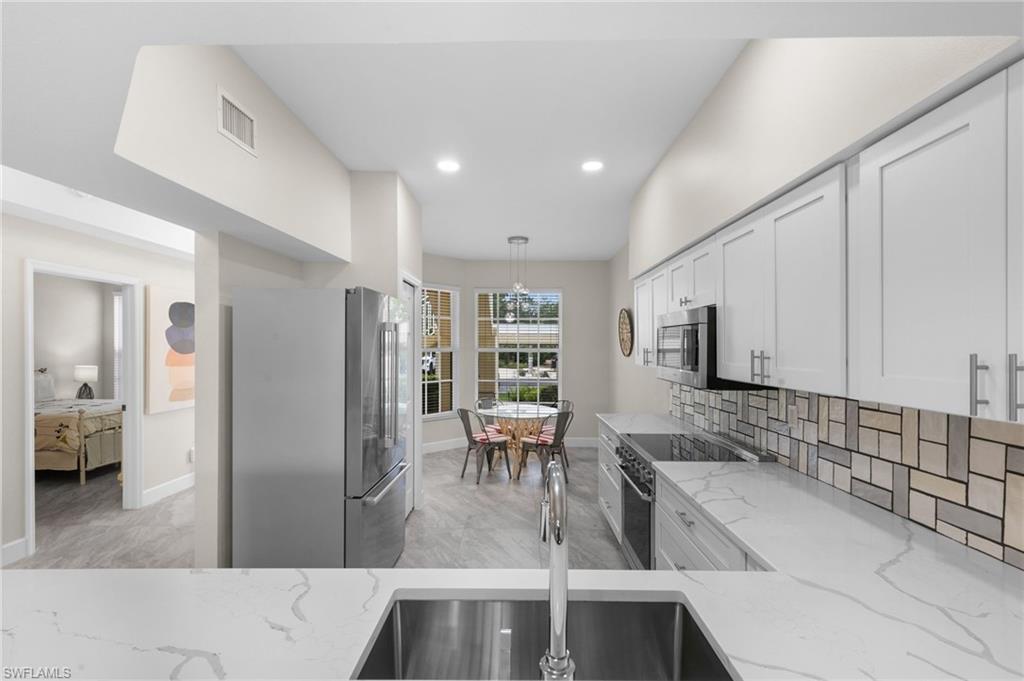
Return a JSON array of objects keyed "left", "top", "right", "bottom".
[
  {"left": 519, "top": 410, "right": 572, "bottom": 482},
  {"left": 475, "top": 398, "right": 504, "bottom": 437},
  {"left": 542, "top": 401, "right": 574, "bottom": 470},
  {"left": 457, "top": 408, "right": 512, "bottom": 484}
]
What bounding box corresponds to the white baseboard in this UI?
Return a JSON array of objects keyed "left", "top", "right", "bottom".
[
  {"left": 2, "top": 537, "right": 28, "bottom": 566},
  {"left": 425, "top": 436, "right": 598, "bottom": 453},
  {"left": 424, "top": 437, "right": 465, "bottom": 454},
  {"left": 141, "top": 472, "right": 195, "bottom": 506}
]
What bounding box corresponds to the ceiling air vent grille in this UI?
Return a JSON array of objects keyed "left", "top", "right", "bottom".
[{"left": 218, "top": 89, "right": 256, "bottom": 156}]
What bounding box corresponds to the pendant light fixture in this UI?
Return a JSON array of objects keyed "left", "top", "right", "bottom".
[{"left": 506, "top": 236, "right": 529, "bottom": 323}]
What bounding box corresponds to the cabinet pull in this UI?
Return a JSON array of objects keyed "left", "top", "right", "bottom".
[
  {"left": 643, "top": 348, "right": 651, "bottom": 366},
  {"left": 750, "top": 350, "right": 761, "bottom": 383},
  {"left": 1009, "top": 354, "right": 1024, "bottom": 422},
  {"left": 675, "top": 510, "right": 695, "bottom": 528},
  {"left": 970, "top": 353, "right": 990, "bottom": 416},
  {"left": 679, "top": 296, "right": 692, "bottom": 307},
  {"left": 673, "top": 562, "right": 687, "bottom": 572},
  {"left": 760, "top": 350, "right": 771, "bottom": 385}
]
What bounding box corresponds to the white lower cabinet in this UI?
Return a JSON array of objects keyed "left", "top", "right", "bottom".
[
  {"left": 655, "top": 477, "right": 762, "bottom": 572},
  {"left": 597, "top": 428, "right": 622, "bottom": 542}
]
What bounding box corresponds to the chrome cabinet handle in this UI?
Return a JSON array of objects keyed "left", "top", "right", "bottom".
[
  {"left": 679, "top": 296, "right": 692, "bottom": 307},
  {"left": 1009, "top": 353, "right": 1024, "bottom": 422},
  {"left": 642, "top": 348, "right": 651, "bottom": 366},
  {"left": 675, "top": 510, "right": 695, "bottom": 528},
  {"left": 750, "top": 349, "right": 761, "bottom": 383},
  {"left": 673, "top": 561, "right": 687, "bottom": 572},
  {"left": 970, "top": 353, "right": 990, "bottom": 416},
  {"left": 760, "top": 350, "right": 771, "bottom": 385}
]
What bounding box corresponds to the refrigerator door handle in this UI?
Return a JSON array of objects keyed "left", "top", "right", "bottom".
[
  {"left": 365, "top": 462, "right": 410, "bottom": 506},
  {"left": 380, "top": 324, "right": 394, "bottom": 448}
]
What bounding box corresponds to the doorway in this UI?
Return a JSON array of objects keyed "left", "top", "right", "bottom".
[{"left": 21, "top": 261, "right": 144, "bottom": 561}]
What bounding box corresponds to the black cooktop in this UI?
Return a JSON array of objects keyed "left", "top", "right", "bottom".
[{"left": 622, "top": 431, "right": 770, "bottom": 465}]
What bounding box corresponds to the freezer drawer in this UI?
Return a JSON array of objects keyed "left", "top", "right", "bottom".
[{"left": 345, "top": 461, "right": 409, "bottom": 567}]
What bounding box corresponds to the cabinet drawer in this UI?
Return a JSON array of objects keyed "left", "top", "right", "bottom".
[
  {"left": 598, "top": 426, "right": 619, "bottom": 452},
  {"left": 657, "top": 479, "right": 746, "bottom": 571},
  {"left": 598, "top": 446, "right": 621, "bottom": 491},
  {"left": 655, "top": 506, "right": 715, "bottom": 571},
  {"left": 598, "top": 463, "right": 622, "bottom": 542}
]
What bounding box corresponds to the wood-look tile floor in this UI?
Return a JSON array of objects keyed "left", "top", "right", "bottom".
[
  {"left": 8, "top": 467, "right": 195, "bottom": 569},
  {"left": 397, "top": 447, "right": 628, "bottom": 570}
]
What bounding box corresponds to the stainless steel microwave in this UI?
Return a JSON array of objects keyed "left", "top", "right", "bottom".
[{"left": 655, "top": 305, "right": 753, "bottom": 389}]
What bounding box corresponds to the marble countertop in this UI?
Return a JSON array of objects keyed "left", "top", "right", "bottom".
[
  {"left": 596, "top": 411, "right": 685, "bottom": 435},
  {"left": 655, "top": 460, "right": 1024, "bottom": 680},
  {"left": 4, "top": 413, "right": 1021, "bottom": 680}
]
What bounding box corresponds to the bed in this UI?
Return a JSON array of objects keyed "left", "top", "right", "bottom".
[{"left": 34, "top": 370, "right": 124, "bottom": 485}]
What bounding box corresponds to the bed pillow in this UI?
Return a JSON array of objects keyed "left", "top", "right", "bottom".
[{"left": 35, "top": 371, "right": 56, "bottom": 401}]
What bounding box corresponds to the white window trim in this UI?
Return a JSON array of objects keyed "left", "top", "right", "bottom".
[
  {"left": 474, "top": 288, "right": 563, "bottom": 405},
  {"left": 422, "top": 284, "right": 459, "bottom": 421}
]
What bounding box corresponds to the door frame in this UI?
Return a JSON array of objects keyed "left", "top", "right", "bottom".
[
  {"left": 399, "top": 271, "right": 424, "bottom": 510},
  {"left": 23, "top": 260, "right": 145, "bottom": 557}
]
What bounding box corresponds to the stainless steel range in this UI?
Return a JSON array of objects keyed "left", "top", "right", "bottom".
[{"left": 613, "top": 428, "right": 772, "bottom": 570}]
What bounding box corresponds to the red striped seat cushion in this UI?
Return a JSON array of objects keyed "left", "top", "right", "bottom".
[
  {"left": 484, "top": 424, "right": 503, "bottom": 435},
  {"left": 522, "top": 433, "right": 554, "bottom": 446},
  {"left": 472, "top": 432, "right": 508, "bottom": 444},
  {"left": 541, "top": 425, "right": 556, "bottom": 434}
]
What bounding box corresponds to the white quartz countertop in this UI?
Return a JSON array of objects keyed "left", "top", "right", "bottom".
[
  {"left": 655, "top": 460, "right": 1024, "bottom": 681},
  {"left": 596, "top": 411, "right": 685, "bottom": 435}
]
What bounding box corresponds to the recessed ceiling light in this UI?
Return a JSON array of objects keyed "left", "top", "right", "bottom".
[
  {"left": 437, "top": 158, "right": 461, "bottom": 173},
  {"left": 581, "top": 160, "right": 604, "bottom": 173}
]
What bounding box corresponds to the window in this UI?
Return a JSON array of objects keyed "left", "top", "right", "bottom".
[
  {"left": 421, "top": 286, "right": 457, "bottom": 416},
  {"left": 112, "top": 289, "right": 123, "bottom": 401},
  {"left": 476, "top": 291, "right": 561, "bottom": 406}
]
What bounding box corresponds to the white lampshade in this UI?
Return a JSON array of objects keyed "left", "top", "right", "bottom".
[{"left": 73, "top": 365, "right": 98, "bottom": 383}]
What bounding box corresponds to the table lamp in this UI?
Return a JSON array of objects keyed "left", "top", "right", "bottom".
[{"left": 74, "top": 365, "right": 98, "bottom": 399}]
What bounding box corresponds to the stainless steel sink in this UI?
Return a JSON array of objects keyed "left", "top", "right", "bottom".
[{"left": 355, "top": 599, "right": 732, "bottom": 680}]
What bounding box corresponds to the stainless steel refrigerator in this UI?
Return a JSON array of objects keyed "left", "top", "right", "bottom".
[{"left": 231, "top": 287, "right": 408, "bottom": 568}]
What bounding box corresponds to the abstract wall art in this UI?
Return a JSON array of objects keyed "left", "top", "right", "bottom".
[{"left": 146, "top": 285, "right": 195, "bottom": 414}]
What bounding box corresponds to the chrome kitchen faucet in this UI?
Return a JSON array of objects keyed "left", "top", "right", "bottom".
[{"left": 539, "top": 460, "right": 575, "bottom": 680}]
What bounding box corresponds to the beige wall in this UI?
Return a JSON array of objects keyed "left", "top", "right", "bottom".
[
  {"left": 421, "top": 253, "right": 611, "bottom": 446},
  {"left": 303, "top": 171, "right": 423, "bottom": 295},
  {"left": 629, "top": 36, "right": 1020, "bottom": 277},
  {"left": 608, "top": 244, "right": 670, "bottom": 415},
  {"left": 33, "top": 274, "right": 113, "bottom": 399},
  {"left": 2, "top": 214, "right": 195, "bottom": 545},
  {"left": 115, "top": 46, "right": 352, "bottom": 262}
]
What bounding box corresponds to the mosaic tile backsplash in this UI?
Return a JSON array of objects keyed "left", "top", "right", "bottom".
[{"left": 669, "top": 384, "right": 1024, "bottom": 571}]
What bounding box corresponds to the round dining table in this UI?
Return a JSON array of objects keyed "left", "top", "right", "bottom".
[{"left": 477, "top": 404, "right": 558, "bottom": 478}]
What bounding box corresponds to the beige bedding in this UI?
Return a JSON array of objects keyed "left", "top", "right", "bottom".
[{"left": 35, "top": 399, "right": 123, "bottom": 455}]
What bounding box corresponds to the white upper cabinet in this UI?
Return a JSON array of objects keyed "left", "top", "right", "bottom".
[
  {"left": 851, "top": 72, "right": 1009, "bottom": 419},
  {"left": 634, "top": 276, "right": 654, "bottom": 367},
  {"left": 668, "top": 238, "right": 718, "bottom": 310},
  {"left": 1009, "top": 61, "right": 1024, "bottom": 423},
  {"left": 716, "top": 210, "right": 769, "bottom": 383},
  {"left": 634, "top": 267, "right": 669, "bottom": 367},
  {"left": 764, "top": 166, "right": 846, "bottom": 394}
]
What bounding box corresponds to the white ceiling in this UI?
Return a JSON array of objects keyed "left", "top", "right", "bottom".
[
  {"left": 236, "top": 41, "right": 745, "bottom": 260},
  {"left": 3, "top": 2, "right": 1019, "bottom": 262}
]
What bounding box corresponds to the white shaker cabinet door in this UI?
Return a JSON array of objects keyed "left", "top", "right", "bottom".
[
  {"left": 765, "top": 166, "right": 846, "bottom": 394},
  {"left": 668, "top": 256, "right": 689, "bottom": 311},
  {"left": 853, "top": 72, "right": 1008, "bottom": 418},
  {"left": 651, "top": 268, "right": 670, "bottom": 326},
  {"left": 717, "top": 211, "right": 768, "bottom": 383},
  {"left": 1008, "top": 61, "right": 1024, "bottom": 423},
  {"left": 634, "top": 277, "right": 653, "bottom": 367}
]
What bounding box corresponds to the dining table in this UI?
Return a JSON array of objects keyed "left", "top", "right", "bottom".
[{"left": 476, "top": 403, "right": 558, "bottom": 478}]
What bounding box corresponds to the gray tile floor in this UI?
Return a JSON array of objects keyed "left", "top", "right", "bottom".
[
  {"left": 397, "top": 446, "right": 628, "bottom": 569},
  {"left": 8, "top": 467, "right": 195, "bottom": 569}
]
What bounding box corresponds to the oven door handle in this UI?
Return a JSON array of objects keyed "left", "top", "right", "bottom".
[{"left": 616, "top": 464, "right": 653, "bottom": 502}]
